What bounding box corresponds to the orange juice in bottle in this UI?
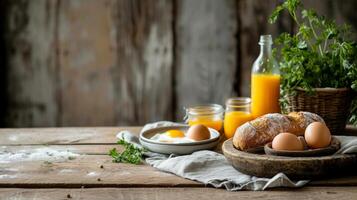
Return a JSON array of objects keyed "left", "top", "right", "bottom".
[
  {"left": 186, "top": 104, "right": 224, "bottom": 132},
  {"left": 224, "top": 98, "right": 253, "bottom": 139},
  {"left": 251, "top": 35, "right": 280, "bottom": 118}
]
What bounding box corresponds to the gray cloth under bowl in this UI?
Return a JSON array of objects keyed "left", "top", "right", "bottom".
[{"left": 116, "top": 121, "right": 357, "bottom": 191}]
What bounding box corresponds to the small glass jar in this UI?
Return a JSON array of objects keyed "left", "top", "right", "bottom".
[
  {"left": 185, "top": 104, "right": 224, "bottom": 132},
  {"left": 224, "top": 97, "right": 253, "bottom": 139}
]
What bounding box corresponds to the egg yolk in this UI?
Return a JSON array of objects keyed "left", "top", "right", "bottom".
[{"left": 165, "top": 130, "right": 185, "bottom": 138}]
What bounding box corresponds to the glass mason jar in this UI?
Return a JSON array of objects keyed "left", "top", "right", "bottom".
[
  {"left": 224, "top": 97, "right": 253, "bottom": 139},
  {"left": 185, "top": 104, "right": 224, "bottom": 132},
  {"left": 251, "top": 35, "right": 281, "bottom": 118}
]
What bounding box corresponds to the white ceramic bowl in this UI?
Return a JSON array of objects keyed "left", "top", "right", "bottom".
[{"left": 139, "top": 125, "right": 221, "bottom": 155}]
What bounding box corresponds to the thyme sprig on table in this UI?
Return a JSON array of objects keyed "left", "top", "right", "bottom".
[
  {"left": 269, "top": 0, "right": 357, "bottom": 125},
  {"left": 109, "top": 139, "right": 145, "bottom": 165}
]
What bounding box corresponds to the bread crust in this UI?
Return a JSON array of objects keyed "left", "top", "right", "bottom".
[{"left": 232, "top": 112, "right": 324, "bottom": 150}]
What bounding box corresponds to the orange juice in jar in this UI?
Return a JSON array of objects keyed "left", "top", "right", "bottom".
[
  {"left": 251, "top": 35, "right": 280, "bottom": 118},
  {"left": 186, "top": 104, "right": 224, "bottom": 132},
  {"left": 224, "top": 98, "right": 253, "bottom": 139}
]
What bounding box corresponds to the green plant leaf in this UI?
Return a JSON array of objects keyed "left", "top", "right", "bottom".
[
  {"left": 109, "top": 139, "right": 145, "bottom": 165},
  {"left": 269, "top": 5, "right": 284, "bottom": 24},
  {"left": 270, "top": 0, "right": 357, "bottom": 124}
]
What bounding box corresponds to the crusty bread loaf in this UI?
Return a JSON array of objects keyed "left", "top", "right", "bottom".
[{"left": 233, "top": 112, "right": 324, "bottom": 150}]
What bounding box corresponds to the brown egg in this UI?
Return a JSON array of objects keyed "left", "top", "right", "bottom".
[
  {"left": 272, "top": 132, "right": 304, "bottom": 151},
  {"left": 304, "top": 122, "right": 331, "bottom": 149},
  {"left": 187, "top": 124, "right": 210, "bottom": 141}
]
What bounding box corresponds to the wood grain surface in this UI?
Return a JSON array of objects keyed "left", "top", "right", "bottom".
[
  {"left": 1, "top": 187, "right": 357, "bottom": 200},
  {"left": 175, "top": 0, "right": 237, "bottom": 119},
  {"left": 0, "top": 127, "right": 140, "bottom": 145},
  {"left": 0, "top": 149, "right": 356, "bottom": 188},
  {"left": 223, "top": 138, "right": 357, "bottom": 179},
  {"left": 0, "top": 127, "right": 356, "bottom": 190},
  {"left": 0, "top": 126, "right": 356, "bottom": 200},
  {"left": 1, "top": 0, "right": 175, "bottom": 127},
  {"left": 0, "top": 155, "right": 199, "bottom": 188},
  {"left": 57, "top": 0, "right": 117, "bottom": 126},
  {"left": 113, "top": 0, "right": 174, "bottom": 125},
  {"left": 0, "top": 144, "right": 118, "bottom": 155},
  {"left": 3, "top": 0, "right": 58, "bottom": 127},
  {"left": 2, "top": 0, "right": 357, "bottom": 127},
  {"left": 1, "top": 126, "right": 354, "bottom": 145}
]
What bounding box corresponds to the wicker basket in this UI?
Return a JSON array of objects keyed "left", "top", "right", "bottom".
[{"left": 287, "top": 88, "right": 352, "bottom": 134}]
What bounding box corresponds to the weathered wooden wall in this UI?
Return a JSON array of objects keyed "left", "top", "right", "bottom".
[
  {"left": 1, "top": 0, "right": 357, "bottom": 127},
  {"left": 112, "top": 0, "right": 174, "bottom": 125},
  {"left": 2, "top": 0, "right": 58, "bottom": 127},
  {"left": 0, "top": 0, "right": 8, "bottom": 127},
  {"left": 175, "top": 0, "right": 238, "bottom": 118}
]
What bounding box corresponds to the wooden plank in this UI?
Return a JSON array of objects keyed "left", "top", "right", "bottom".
[
  {"left": 0, "top": 127, "right": 356, "bottom": 188},
  {"left": 0, "top": 145, "right": 356, "bottom": 188},
  {"left": 0, "top": 155, "right": 199, "bottom": 187},
  {"left": 0, "top": 187, "right": 357, "bottom": 200},
  {"left": 0, "top": 126, "right": 355, "bottom": 145},
  {"left": 3, "top": 0, "right": 174, "bottom": 127},
  {"left": 2, "top": 0, "right": 58, "bottom": 127},
  {"left": 237, "top": 0, "right": 293, "bottom": 97},
  {"left": 175, "top": 0, "right": 238, "bottom": 119},
  {"left": 0, "top": 145, "right": 118, "bottom": 155},
  {"left": 57, "top": 0, "right": 117, "bottom": 126},
  {"left": 310, "top": 176, "right": 357, "bottom": 186},
  {"left": 0, "top": 141, "right": 222, "bottom": 156},
  {"left": 0, "top": 127, "right": 141, "bottom": 145},
  {"left": 0, "top": 1, "right": 8, "bottom": 127},
  {"left": 112, "top": 0, "right": 174, "bottom": 125}
]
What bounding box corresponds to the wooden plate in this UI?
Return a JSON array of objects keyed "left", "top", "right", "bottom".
[
  {"left": 222, "top": 138, "right": 357, "bottom": 179},
  {"left": 264, "top": 136, "right": 340, "bottom": 157}
]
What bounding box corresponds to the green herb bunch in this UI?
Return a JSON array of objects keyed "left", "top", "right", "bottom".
[
  {"left": 109, "top": 139, "right": 145, "bottom": 164},
  {"left": 269, "top": 0, "right": 357, "bottom": 125}
]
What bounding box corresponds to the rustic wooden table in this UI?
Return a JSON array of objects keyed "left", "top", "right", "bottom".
[{"left": 0, "top": 127, "right": 357, "bottom": 200}]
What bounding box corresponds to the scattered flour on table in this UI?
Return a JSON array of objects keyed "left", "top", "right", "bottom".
[
  {"left": 0, "top": 147, "right": 79, "bottom": 163},
  {"left": 59, "top": 169, "right": 76, "bottom": 173},
  {"left": 118, "top": 171, "right": 131, "bottom": 176},
  {"left": 86, "top": 171, "right": 99, "bottom": 177},
  {"left": 8, "top": 135, "right": 18, "bottom": 141},
  {"left": 0, "top": 174, "right": 17, "bottom": 179}
]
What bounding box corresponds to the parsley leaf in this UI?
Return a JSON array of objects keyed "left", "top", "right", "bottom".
[
  {"left": 109, "top": 139, "right": 145, "bottom": 165},
  {"left": 270, "top": 0, "right": 357, "bottom": 125}
]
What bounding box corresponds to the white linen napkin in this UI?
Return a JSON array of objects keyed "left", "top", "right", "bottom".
[{"left": 116, "top": 121, "right": 357, "bottom": 191}]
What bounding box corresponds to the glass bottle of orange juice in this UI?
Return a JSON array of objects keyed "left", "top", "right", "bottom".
[
  {"left": 251, "top": 35, "right": 280, "bottom": 118},
  {"left": 224, "top": 97, "right": 253, "bottom": 139},
  {"left": 185, "top": 104, "right": 224, "bottom": 132}
]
